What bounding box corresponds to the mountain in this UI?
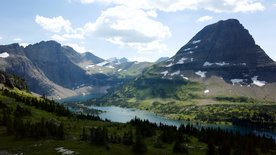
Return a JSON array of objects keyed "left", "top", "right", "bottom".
[
  {"left": 24, "top": 41, "right": 96, "bottom": 89},
  {"left": 161, "top": 19, "right": 276, "bottom": 83},
  {"left": 155, "top": 57, "right": 169, "bottom": 63},
  {"left": 0, "top": 41, "right": 115, "bottom": 98},
  {"left": 97, "top": 19, "right": 276, "bottom": 106},
  {"left": 62, "top": 45, "right": 104, "bottom": 69},
  {"left": 0, "top": 41, "right": 153, "bottom": 99},
  {"left": 85, "top": 57, "right": 153, "bottom": 78}
]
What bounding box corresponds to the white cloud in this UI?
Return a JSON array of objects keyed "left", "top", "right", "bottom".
[
  {"left": 13, "top": 38, "right": 22, "bottom": 41},
  {"left": 77, "top": 0, "right": 264, "bottom": 13},
  {"left": 0, "top": 36, "right": 3, "bottom": 40},
  {"left": 205, "top": 0, "right": 264, "bottom": 13},
  {"left": 35, "top": 15, "right": 73, "bottom": 33},
  {"left": 36, "top": 15, "right": 85, "bottom": 41},
  {"left": 62, "top": 33, "right": 85, "bottom": 39},
  {"left": 65, "top": 43, "right": 87, "bottom": 53},
  {"left": 197, "top": 16, "right": 213, "bottom": 22},
  {"left": 84, "top": 5, "right": 171, "bottom": 54},
  {"left": 274, "top": 3, "right": 276, "bottom": 7},
  {"left": 80, "top": 0, "right": 111, "bottom": 4}
]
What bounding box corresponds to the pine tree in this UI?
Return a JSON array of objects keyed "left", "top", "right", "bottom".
[
  {"left": 81, "top": 128, "right": 87, "bottom": 141},
  {"left": 206, "top": 143, "right": 216, "bottom": 155},
  {"left": 132, "top": 134, "right": 147, "bottom": 154},
  {"left": 57, "top": 122, "right": 65, "bottom": 140}
]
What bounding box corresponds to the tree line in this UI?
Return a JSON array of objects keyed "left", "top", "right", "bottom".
[{"left": 80, "top": 117, "right": 275, "bottom": 154}]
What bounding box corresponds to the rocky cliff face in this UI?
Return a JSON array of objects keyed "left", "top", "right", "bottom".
[
  {"left": 0, "top": 41, "right": 113, "bottom": 98},
  {"left": 24, "top": 41, "right": 94, "bottom": 89}
]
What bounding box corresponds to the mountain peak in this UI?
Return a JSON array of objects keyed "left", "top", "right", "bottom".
[
  {"left": 175, "top": 19, "right": 273, "bottom": 67},
  {"left": 150, "top": 19, "right": 276, "bottom": 83}
]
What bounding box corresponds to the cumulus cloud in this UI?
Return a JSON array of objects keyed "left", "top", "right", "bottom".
[
  {"left": 205, "top": 0, "right": 264, "bottom": 13},
  {"left": 36, "top": 15, "right": 85, "bottom": 41},
  {"left": 65, "top": 43, "right": 87, "bottom": 53},
  {"left": 84, "top": 5, "right": 171, "bottom": 54},
  {"left": 35, "top": 15, "right": 73, "bottom": 33},
  {"left": 197, "top": 16, "right": 213, "bottom": 22},
  {"left": 77, "top": 0, "right": 264, "bottom": 13}
]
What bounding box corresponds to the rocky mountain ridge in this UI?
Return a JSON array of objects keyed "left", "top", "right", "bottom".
[{"left": 0, "top": 41, "right": 151, "bottom": 98}]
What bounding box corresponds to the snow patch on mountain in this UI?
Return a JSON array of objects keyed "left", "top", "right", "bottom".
[
  {"left": 195, "top": 70, "right": 207, "bottom": 78},
  {"left": 192, "top": 40, "right": 201, "bottom": 44},
  {"left": 203, "top": 62, "right": 213, "bottom": 66},
  {"left": 160, "top": 71, "right": 169, "bottom": 76},
  {"left": 0, "top": 52, "right": 9, "bottom": 58},
  {"left": 184, "top": 48, "right": 191, "bottom": 51},
  {"left": 166, "top": 63, "right": 174, "bottom": 67},
  {"left": 231, "top": 79, "right": 244, "bottom": 85},
  {"left": 203, "top": 61, "right": 230, "bottom": 67},
  {"left": 251, "top": 76, "right": 266, "bottom": 87},
  {"left": 176, "top": 57, "right": 188, "bottom": 64},
  {"left": 215, "top": 62, "right": 229, "bottom": 66},
  {"left": 180, "top": 74, "right": 189, "bottom": 80},
  {"left": 170, "top": 70, "right": 180, "bottom": 76}
]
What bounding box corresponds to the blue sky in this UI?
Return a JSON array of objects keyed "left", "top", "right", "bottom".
[{"left": 0, "top": 0, "right": 275, "bottom": 62}]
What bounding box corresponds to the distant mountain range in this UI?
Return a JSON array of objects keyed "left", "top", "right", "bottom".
[
  {"left": 1, "top": 19, "right": 276, "bottom": 101},
  {"left": 98, "top": 19, "right": 276, "bottom": 104},
  {"left": 0, "top": 41, "right": 152, "bottom": 98}
]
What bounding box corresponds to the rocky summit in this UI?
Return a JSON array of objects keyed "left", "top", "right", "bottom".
[{"left": 154, "top": 19, "right": 276, "bottom": 85}]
